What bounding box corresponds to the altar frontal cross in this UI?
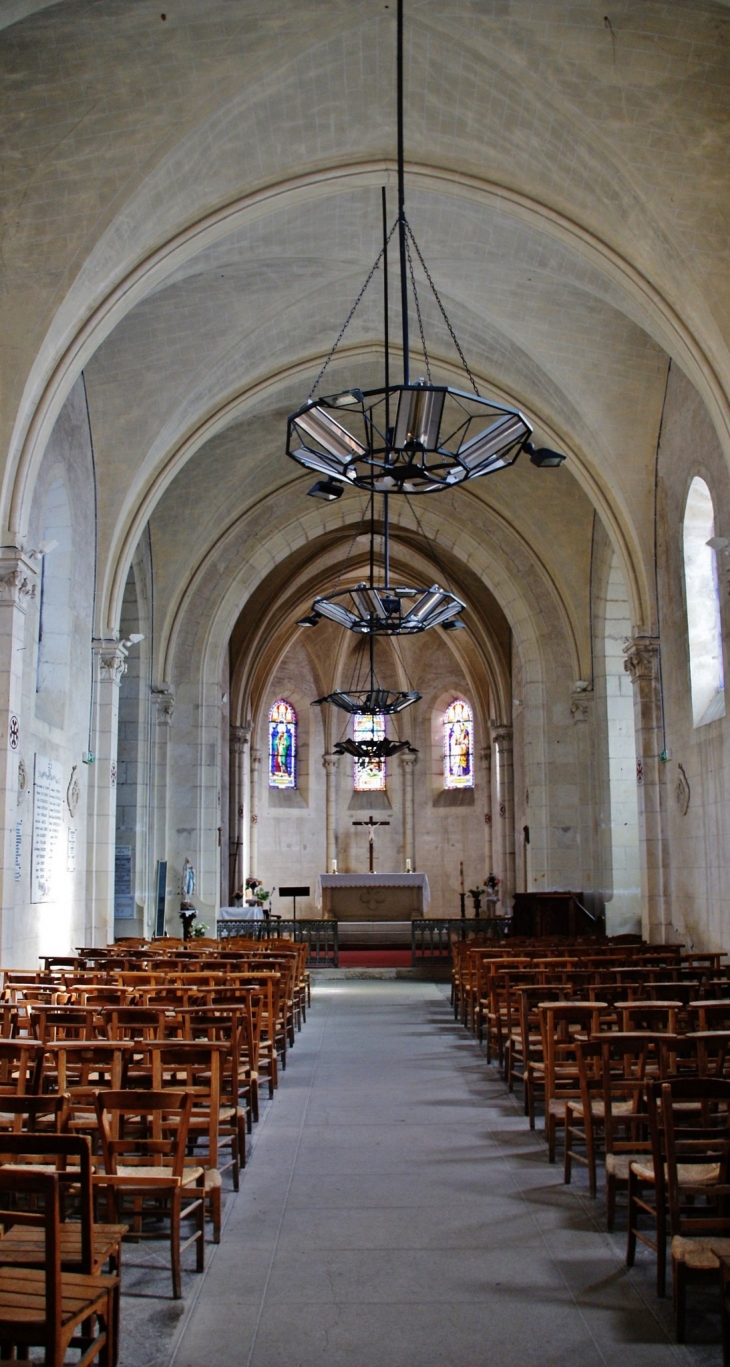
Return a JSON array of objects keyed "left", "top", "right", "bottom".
[{"left": 352, "top": 815, "right": 390, "bottom": 873}]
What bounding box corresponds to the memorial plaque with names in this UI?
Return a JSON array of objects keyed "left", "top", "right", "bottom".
[
  {"left": 14, "top": 819, "right": 22, "bottom": 884},
  {"left": 31, "top": 755, "right": 63, "bottom": 904},
  {"left": 114, "top": 844, "right": 134, "bottom": 920},
  {"left": 67, "top": 828, "right": 76, "bottom": 874}
]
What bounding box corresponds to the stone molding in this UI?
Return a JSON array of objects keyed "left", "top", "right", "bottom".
[
  {"left": 322, "top": 753, "right": 339, "bottom": 772},
  {"left": 399, "top": 752, "right": 418, "bottom": 770}
]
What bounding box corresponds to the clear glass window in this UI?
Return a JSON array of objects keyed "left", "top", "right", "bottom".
[{"left": 683, "top": 477, "right": 725, "bottom": 727}]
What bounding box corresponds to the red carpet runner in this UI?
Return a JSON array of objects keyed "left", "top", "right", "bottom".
[{"left": 336, "top": 949, "right": 412, "bottom": 968}]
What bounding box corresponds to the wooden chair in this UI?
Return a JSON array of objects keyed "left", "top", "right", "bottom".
[
  {"left": 0, "top": 1039, "right": 45, "bottom": 1096},
  {"left": 0, "top": 1165, "right": 117, "bottom": 1367},
  {"left": 565, "top": 1033, "right": 657, "bottom": 1210},
  {"left": 0, "top": 1132, "right": 127, "bottom": 1362},
  {"left": 93, "top": 1088, "right": 205, "bottom": 1299},
  {"left": 148, "top": 1041, "right": 231, "bottom": 1243},
  {"left": 538, "top": 1001, "right": 608, "bottom": 1162},
  {"left": 627, "top": 1077, "right": 730, "bottom": 1302}
]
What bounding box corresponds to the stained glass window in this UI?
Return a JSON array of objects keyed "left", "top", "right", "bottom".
[
  {"left": 353, "top": 713, "right": 386, "bottom": 791},
  {"left": 268, "top": 699, "right": 297, "bottom": 789},
  {"left": 443, "top": 698, "right": 474, "bottom": 789}
]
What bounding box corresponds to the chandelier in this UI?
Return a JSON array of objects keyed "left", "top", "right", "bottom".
[
  {"left": 286, "top": 0, "right": 566, "bottom": 494},
  {"left": 288, "top": 383, "right": 531, "bottom": 496}
]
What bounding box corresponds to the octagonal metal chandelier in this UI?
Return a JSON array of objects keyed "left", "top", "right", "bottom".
[{"left": 285, "top": 0, "right": 563, "bottom": 496}]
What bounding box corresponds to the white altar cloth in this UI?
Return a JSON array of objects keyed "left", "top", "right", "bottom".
[
  {"left": 217, "top": 905, "right": 265, "bottom": 921},
  {"left": 315, "top": 873, "right": 430, "bottom": 912}
]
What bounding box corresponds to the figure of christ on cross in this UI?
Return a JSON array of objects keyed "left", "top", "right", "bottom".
[{"left": 351, "top": 815, "right": 391, "bottom": 873}]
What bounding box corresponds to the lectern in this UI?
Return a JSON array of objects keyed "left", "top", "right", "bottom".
[{"left": 278, "top": 886, "right": 310, "bottom": 921}]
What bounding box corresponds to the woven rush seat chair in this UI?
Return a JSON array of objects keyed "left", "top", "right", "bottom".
[
  {"left": 565, "top": 1033, "right": 667, "bottom": 1211},
  {"left": 538, "top": 1001, "right": 609, "bottom": 1162},
  {"left": 627, "top": 1076, "right": 730, "bottom": 1306},
  {"left": 0, "top": 1165, "right": 117, "bottom": 1367},
  {"left": 93, "top": 1088, "right": 204, "bottom": 1299},
  {"left": 0, "top": 1132, "right": 127, "bottom": 1362}
]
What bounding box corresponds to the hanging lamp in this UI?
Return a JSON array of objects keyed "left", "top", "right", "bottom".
[{"left": 286, "top": 0, "right": 562, "bottom": 495}]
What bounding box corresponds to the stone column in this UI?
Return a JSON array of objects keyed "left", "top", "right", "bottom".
[
  {"left": 480, "top": 745, "right": 493, "bottom": 874},
  {"left": 86, "top": 642, "right": 127, "bottom": 946},
  {"left": 229, "top": 724, "right": 250, "bottom": 899},
  {"left": 400, "top": 751, "right": 417, "bottom": 870},
  {"left": 150, "top": 685, "right": 175, "bottom": 933},
  {"left": 623, "top": 636, "right": 670, "bottom": 942},
  {"left": 570, "top": 687, "right": 596, "bottom": 897},
  {"left": 0, "top": 553, "right": 36, "bottom": 960},
  {"left": 323, "top": 753, "right": 339, "bottom": 872},
  {"left": 490, "top": 722, "right": 515, "bottom": 911},
  {"left": 249, "top": 747, "right": 262, "bottom": 878}
]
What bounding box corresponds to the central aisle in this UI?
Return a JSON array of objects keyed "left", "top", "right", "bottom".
[{"left": 173, "top": 981, "right": 696, "bottom": 1367}]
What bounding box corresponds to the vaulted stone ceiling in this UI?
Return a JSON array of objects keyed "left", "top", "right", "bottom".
[{"left": 2, "top": 0, "right": 729, "bottom": 684}]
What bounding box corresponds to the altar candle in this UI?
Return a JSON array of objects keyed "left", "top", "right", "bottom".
[
  {"left": 405, "top": 858, "right": 412, "bottom": 873},
  {"left": 331, "top": 859, "right": 338, "bottom": 875},
  {"left": 459, "top": 860, "right": 464, "bottom": 894}
]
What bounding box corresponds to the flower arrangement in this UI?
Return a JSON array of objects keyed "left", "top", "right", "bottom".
[
  {"left": 467, "top": 874, "right": 501, "bottom": 915},
  {"left": 191, "top": 922, "right": 209, "bottom": 938},
  {"left": 245, "top": 877, "right": 271, "bottom": 906}
]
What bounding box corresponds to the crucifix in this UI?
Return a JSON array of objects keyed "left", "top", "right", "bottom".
[{"left": 352, "top": 815, "right": 390, "bottom": 873}]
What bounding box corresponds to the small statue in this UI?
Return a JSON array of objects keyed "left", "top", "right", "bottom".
[{"left": 181, "top": 858, "right": 196, "bottom": 900}]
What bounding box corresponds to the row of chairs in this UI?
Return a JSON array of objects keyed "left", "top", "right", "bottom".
[
  {"left": 0, "top": 935, "right": 313, "bottom": 1365},
  {"left": 452, "top": 938, "right": 730, "bottom": 1359}
]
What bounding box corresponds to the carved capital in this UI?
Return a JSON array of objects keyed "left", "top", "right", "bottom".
[
  {"left": 489, "top": 721, "right": 513, "bottom": 748},
  {"left": 151, "top": 685, "right": 175, "bottom": 726},
  {"left": 323, "top": 753, "right": 339, "bottom": 773},
  {"left": 96, "top": 646, "right": 127, "bottom": 684},
  {"left": 0, "top": 554, "right": 37, "bottom": 611},
  {"left": 623, "top": 635, "right": 660, "bottom": 684},
  {"left": 399, "top": 752, "right": 418, "bottom": 770},
  {"left": 570, "top": 688, "right": 593, "bottom": 723},
  {"left": 250, "top": 748, "right": 262, "bottom": 770},
  {"left": 230, "top": 724, "right": 251, "bottom": 754}
]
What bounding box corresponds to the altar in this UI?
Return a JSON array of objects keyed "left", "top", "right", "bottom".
[{"left": 315, "top": 873, "right": 430, "bottom": 921}]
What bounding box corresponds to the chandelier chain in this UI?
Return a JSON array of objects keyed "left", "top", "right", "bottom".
[
  {"left": 405, "top": 221, "right": 481, "bottom": 398},
  {"left": 404, "top": 232, "right": 431, "bottom": 383},
  {"left": 308, "top": 220, "right": 399, "bottom": 402}
]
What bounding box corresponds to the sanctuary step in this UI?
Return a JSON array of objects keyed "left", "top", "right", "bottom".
[{"left": 335, "top": 920, "right": 412, "bottom": 949}]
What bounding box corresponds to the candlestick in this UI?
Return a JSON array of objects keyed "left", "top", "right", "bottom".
[
  {"left": 459, "top": 860, "right": 464, "bottom": 894},
  {"left": 405, "top": 857, "right": 412, "bottom": 872},
  {"left": 331, "top": 859, "right": 338, "bottom": 875}
]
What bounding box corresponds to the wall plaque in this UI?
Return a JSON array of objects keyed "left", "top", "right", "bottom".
[
  {"left": 14, "top": 819, "right": 22, "bottom": 883},
  {"left": 31, "top": 755, "right": 63, "bottom": 904},
  {"left": 114, "top": 844, "right": 134, "bottom": 920}
]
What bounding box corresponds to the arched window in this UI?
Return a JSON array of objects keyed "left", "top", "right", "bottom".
[
  {"left": 683, "top": 477, "right": 725, "bottom": 727},
  {"left": 353, "top": 713, "right": 386, "bottom": 791},
  {"left": 443, "top": 698, "right": 474, "bottom": 788},
  {"left": 268, "top": 700, "right": 297, "bottom": 788}
]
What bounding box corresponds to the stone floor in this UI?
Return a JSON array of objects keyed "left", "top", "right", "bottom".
[{"left": 128, "top": 980, "right": 723, "bottom": 1367}]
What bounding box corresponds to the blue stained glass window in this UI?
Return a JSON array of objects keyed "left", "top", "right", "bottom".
[
  {"left": 268, "top": 699, "right": 297, "bottom": 789},
  {"left": 443, "top": 698, "right": 474, "bottom": 789},
  {"left": 353, "top": 713, "right": 386, "bottom": 791}
]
